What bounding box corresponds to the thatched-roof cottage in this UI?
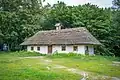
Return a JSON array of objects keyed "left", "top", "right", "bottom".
[{"left": 21, "top": 24, "right": 101, "bottom": 55}]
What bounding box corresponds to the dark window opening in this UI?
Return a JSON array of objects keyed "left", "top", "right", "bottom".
[
  {"left": 85, "top": 46, "right": 89, "bottom": 55},
  {"left": 31, "top": 47, "right": 34, "bottom": 50},
  {"left": 62, "top": 45, "right": 66, "bottom": 51},
  {"left": 86, "top": 46, "right": 89, "bottom": 51},
  {"left": 37, "top": 47, "right": 40, "bottom": 51},
  {"left": 73, "top": 46, "right": 78, "bottom": 51}
]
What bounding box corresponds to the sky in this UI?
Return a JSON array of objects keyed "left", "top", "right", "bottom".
[{"left": 43, "top": 0, "right": 113, "bottom": 8}]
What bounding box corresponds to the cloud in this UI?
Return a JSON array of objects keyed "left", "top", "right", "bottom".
[
  {"left": 43, "top": 0, "right": 112, "bottom": 8},
  {"left": 86, "top": 0, "right": 112, "bottom": 8}
]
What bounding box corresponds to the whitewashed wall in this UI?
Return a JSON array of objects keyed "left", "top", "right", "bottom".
[
  {"left": 27, "top": 46, "right": 32, "bottom": 51},
  {"left": 52, "top": 45, "right": 85, "bottom": 54},
  {"left": 52, "top": 45, "right": 73, "bottom": 54},
  {"left": 27, "top": 46, "right": 48, "bottom": 54},
  {"left": 88, "top": 45, "right": 94, "bottom": 55},
  {"left": 84, "top": 45, "right": 94, "bottom": 55},
  {"left": 78, "top": 45, "right": 86, "bottom": 54},
  {"left": 27, "top": 45, "right": 94, "bottom": 55}
]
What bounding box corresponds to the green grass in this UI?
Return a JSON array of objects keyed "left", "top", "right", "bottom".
[
  {"left": 3, "top": 51, "right": 46, "bottom": 57},
  {"left": 47, "top": 54, "right": 120, "bottom": 77},
  {"left": 0, "top": 52, "right": 81, "bottom": 80},
  {"left": 0, "top": 51, "right": 120, "bottom": 80}
]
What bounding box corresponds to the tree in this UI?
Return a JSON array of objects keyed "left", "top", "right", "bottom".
[
  {"left": 112, "top": 0, "right": 120, "bottom": 9},
  {"left": 112, "top": 0, "right": 120, "bottom": 56},
  {"left": 0, "top": 0, "right": 44, "bottom": 50},
  {"left": 0, "top": 0, "right": 119, "bottom": 57},
  {"left": 43, "top": 2, "right": 113, "bottom": 55}
]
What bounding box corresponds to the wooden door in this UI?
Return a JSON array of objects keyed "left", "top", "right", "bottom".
[{"left": 48, "top": 45, "right": 52, "bottom": 54}]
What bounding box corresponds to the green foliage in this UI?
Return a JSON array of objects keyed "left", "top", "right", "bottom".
[
  {"left": 49, "top": 53, "right": 82, "bottom": 58},
  {"left": 112, "top": 0, "right": 120, "bottom": 56},
  {"left": 9, "top": 51, "right": 46, "bottom": 57},
  {"left": 0, "top": 51, "right": 46, "bottom": 57},
  {"left": 113, "top": 0, "right": 120, "bottom": 8},
  {"left": 47, "top": 52, "right": 120, "bottom": 61},
  {"left": 42, "top": 2, "right": 114, "bottom": 56},
  {"left": 0, "top": 0, "right": 44, "bottom": 50},
  {"left": 0, "top": 0, "right": 120, "bottom": 56}
]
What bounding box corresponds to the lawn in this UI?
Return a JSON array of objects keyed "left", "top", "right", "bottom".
[
  {"left": 47, "top": 54, "right": 120, "bottom": 77},
  {"left": 0, "top": 51, "right": 120, "bottom": 80}
]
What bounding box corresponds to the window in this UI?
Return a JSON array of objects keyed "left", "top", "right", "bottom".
[
  {"left": 37, "top": 47, "right": 40, "bottom": 51},
  {"left": 85, "top": 46, "right": 89, "bottom": 54},
  {"left": 31, "top": 46, "right": 34, "bottom": 50},
  {"left": 61, "top": 45, "right": 66, "bottom": 51},
  {"left": 73, "top": 46, "right": 78, "bottom": 51}
]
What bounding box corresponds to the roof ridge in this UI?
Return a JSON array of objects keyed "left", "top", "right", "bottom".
[{"left": 36, "top": 27, "right": 86, "bottom": 34}]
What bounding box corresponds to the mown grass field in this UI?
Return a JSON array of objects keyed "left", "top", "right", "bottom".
[
  {"left": 0, "top": 51, "right": 120, "bottom": 80},
  {"left": 47, "top": 54, "right": 120, "bottom": 77}
]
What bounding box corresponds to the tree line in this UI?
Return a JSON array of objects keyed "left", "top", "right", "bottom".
[{"left": 0, "top": 0, "right": 120, "bottom": 56}]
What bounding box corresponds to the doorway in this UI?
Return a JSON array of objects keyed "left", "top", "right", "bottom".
[{"left": 48, "top": 45, "right": 52, "bottom": 54}]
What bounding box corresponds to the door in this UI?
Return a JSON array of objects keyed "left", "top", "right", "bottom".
[
  {"left": 85, "top": 46, "right": 89, "bottom": 55},
  {"left": 48, "top": 45, "right": 52, "bottom": 54}
]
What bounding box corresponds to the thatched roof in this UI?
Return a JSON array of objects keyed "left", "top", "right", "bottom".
[{"left": 21, "top": 27, "right": 101, "bottom": 45}]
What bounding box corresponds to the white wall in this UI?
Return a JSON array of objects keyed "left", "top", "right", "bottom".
[
  {"left": 52, "top": 45, "right": 61, "bottom": 53},
  {"left": 78, "top": 45, "right": 85, "bottom": 54},
  {"left": 27, "top": 46, "right": 48, "bottom": 54},
  {"left": 52, "top": 45, "right": 86, "bottom": 54},
  {"left": 52, "top": 45, "right": 73, "bottom": 54},
  {"left": 27, "top": 45, "right": 94, "bottom": 55},
  {"left": 27, "top": 46, "right": 32, "bottom": 51},
  {"left": 88, "top": 45, "right": 94, "bottom": 55},
  {"left": 84, "top": 45, "right": 94, "bottom": 55}
]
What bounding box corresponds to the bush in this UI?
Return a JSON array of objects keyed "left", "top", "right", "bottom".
[
  {"left": 10, "top": 51, "right": 46, "bottom": 57},
  {"left": 47, "top": 52, "right": 85, "bottom": 58}
]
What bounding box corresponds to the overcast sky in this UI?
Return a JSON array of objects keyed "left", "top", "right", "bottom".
[{"left": 43, "top": 0, "right": 113, "bottom": 8}]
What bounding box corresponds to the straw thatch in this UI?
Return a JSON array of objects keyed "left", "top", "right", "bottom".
[{"left": 21, "top": 27, "right": 101, "bottom": 45}]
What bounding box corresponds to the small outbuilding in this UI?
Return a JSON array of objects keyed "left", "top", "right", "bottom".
[{"left": 21, "top": 24, "right": 101, "bottom": 55}]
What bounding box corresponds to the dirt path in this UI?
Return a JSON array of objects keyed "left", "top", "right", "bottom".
[
  {"left": 20, "top": 56, "right": 44, "bottom": 59},
  {"left": 52, "top": 64, "right": 120, "bottom": 80},
  {"left": 21, "top": 56, "right": 120, "bottom": 80},
  {"left": 41, "top": 59, "right": 120, "bottom": 80}
]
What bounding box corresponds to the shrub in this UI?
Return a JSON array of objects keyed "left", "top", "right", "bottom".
[
  {"left": 10, "top": 51, "right": 46, "bottom": 57},
  {"left": 47, "top": 52, "right": 85, "bottom": 58}
]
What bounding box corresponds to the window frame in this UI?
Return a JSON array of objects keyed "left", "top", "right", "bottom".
[{"left": 73, "top": 45, "right": 78, "bottom": 51}]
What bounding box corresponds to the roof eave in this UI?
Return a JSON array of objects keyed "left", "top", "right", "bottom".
[{"left": 20, "top": 43, "right": 102, "bottom": 46}]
